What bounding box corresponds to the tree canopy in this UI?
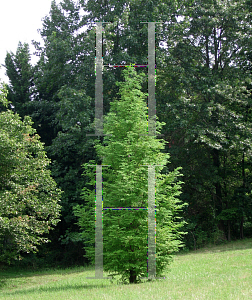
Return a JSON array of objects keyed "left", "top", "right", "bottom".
[
  {"left": 0, "top": 82, "right": 62, "bottom": 264},
  {"left": 74, "top": 67, "right": 187, "bottom": 283},
  {"left": 2, "top": 0, "right": 252, "bottom": 267}
]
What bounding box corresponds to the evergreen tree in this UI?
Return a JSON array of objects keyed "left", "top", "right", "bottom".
[{"left": 74, "top": 67, "right": 187, "bottom": 284}]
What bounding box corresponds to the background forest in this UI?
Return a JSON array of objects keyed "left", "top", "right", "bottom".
[{"left": 1, "top": 0, "right": 252, "bottom": 268}]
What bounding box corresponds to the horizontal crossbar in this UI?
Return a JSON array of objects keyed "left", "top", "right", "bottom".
[
  {"left": 103, "top": 64, "right": 155, "bottom": 67},
  {"left": 103, "top": 207, "right": 149, "bottom": 210}
]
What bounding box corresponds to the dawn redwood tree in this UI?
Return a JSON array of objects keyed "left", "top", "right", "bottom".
[
  {"left": 0, "top": 82, "right": 62, "bottom": 264},
  {"left": 74, "top": 67, "right": 187, "bottom": 284}
]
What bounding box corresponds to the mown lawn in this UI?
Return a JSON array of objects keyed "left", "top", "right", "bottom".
[{"left": 1, "top": 238, "right": 252, "bottom": 299}]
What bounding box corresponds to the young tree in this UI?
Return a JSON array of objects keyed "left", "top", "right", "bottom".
[
  {"left": 74, "top": 67, "right": 187, "bottom": 284},
  {"left": 0, "top": 82, "right": 62, "bottom": 264}
]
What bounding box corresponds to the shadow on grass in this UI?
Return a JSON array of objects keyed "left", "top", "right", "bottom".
[
  {"left": 0, "top": 265, "right": 93, "bottom": 278},
  {"left": 0, "top": 265, "right": 95, "bottom": 290},
  {"left": 1, "top": 282, "right": 110, "bottom": 297},
  {"left": 177, "top": 237, "right": 252, "bottom": 256}
]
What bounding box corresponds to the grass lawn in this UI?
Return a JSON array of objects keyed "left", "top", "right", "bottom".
[{"left": 0, "top": 238, "right": 252, "bottom": 299}]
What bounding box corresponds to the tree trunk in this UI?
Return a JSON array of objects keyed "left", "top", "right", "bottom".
[
  {"left": 129, "top": 269, "right": 137, "bottom": 284},
  {"left": 218, "top": 220, "right": 227, "bottom": 241},
  {"left": 190, "top": 231, "right": 197, "bottom": 251},
  {"left": 212, "top": 149, "right": 225, "bottom": 238},
  {"left": 240, "top": 216, "right": 244, "bottom": 239},
  {"left": 205, "top": 35, "right": 210, "bottom": 68},
  {"left": 213, "top": 27, "right": 218, "bottom": 70},
  {"left": 240, "top": 151, "right": 245, "bottom": 240},
  {"left": 227, "top": 220, "right": 231, "bottom": 242}
]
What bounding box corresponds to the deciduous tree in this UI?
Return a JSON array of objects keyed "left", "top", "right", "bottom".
[{"left": 0, "top": 82, "right": 62, "bottom": 264}]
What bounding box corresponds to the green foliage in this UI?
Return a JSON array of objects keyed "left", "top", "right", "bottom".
[
  {"left": 46, "top": 85, "right": 95, "bottom": 245},
  {"left": 3, "top": 0, "right": 252, "bottom": 267},
  {"left": 74, "top": 67, "right": 187, "bottom": 284},
  {"left": 3, "top": 0, "right": 97, "bottom": 265},
  {"left": 156, "top": 0, "right": 252, "bottom": 245},
  {"left": 0, "top": 81, "right": 9, "bottom": 111},
  {"left": 0, "top": 83, "right": 62, "bottom": 264},
  {"left": 4, "top": 42, "right": 34, "bottom": 117}
]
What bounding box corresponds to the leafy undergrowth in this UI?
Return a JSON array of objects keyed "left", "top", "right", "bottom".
[{"left": 1, "top": 238, "right": 252, "bottom": 299}]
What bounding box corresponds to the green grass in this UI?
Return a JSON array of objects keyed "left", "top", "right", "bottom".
[{"left": 1, "top": 238, "right": 252, "bottom": 299}]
